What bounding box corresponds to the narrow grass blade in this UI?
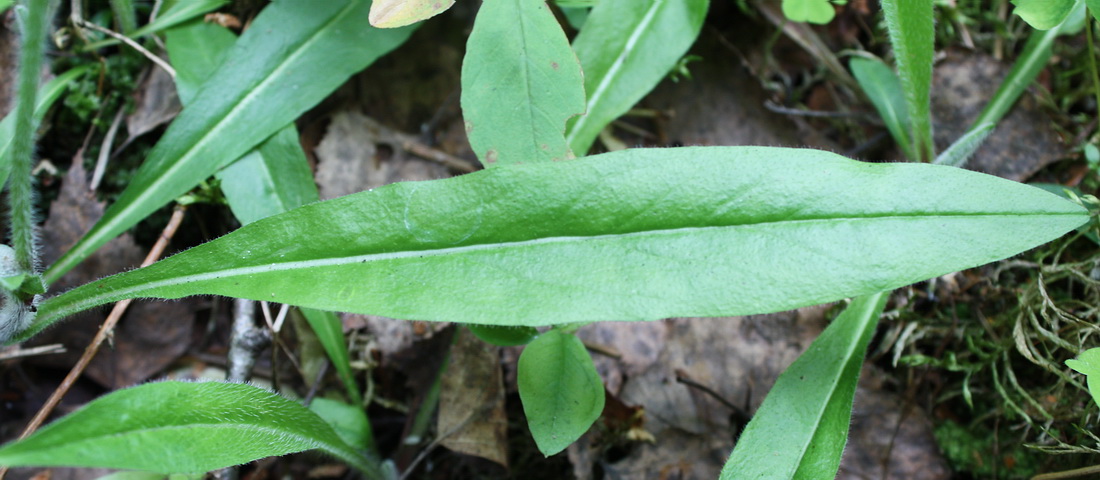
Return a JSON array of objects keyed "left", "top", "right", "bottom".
[
  {"left": 44, "top": 0, "right": 415, "bottom": 284},
  {"left": 25, "top": 147, "right": 1088, "bottom": 339},
  {"left": 518, "top": 329, "right": 604, "bottom": 456},
  {"left": 461, "top": 0, "right": 585, "bottom": 166},
  {"left": 564, "top": 0, "right": 708, "bottom": 155},
  {"left": 0, "top": 65, "right": 90, "bottom": 188},
  {"left": 721, "top": 292, "right": 888, "bottom": 479},
  {"left": 880, "top": 0, "right": 935, "bottom": 162},
  {"left": 934, "top": 122, "right": 994, "bottom": 167},
  {"left": 849, "top": 56, "right": 914, "bottom": 161},
  {"left": 0, "top": 381, "right": 382, "bottom": 477}
]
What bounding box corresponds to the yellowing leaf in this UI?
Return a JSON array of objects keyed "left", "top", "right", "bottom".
[{"left": 369, "top": 0, "right": 455, "bottom": 27}]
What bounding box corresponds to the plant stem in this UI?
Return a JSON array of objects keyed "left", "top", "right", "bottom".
[
  {"left": 1086, "top": 18, "right": 1100, "bottom": 128},
  {"left": 8, "top": 0, "right": 57, "bottom": 277}
]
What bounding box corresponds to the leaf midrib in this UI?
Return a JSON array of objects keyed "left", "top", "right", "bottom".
[
  {"left": 565, "top": 0, "right": 662, "bottom": 149},
  {"left": 40, "top": 211, "right": 1082, "bottom": 323}
]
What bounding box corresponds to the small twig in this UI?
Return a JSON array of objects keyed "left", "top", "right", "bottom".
[
  {"left": 674, "top": 369, "right": 751, "bottom": 423},
  {"left": 226, "top": 298, "right": 269, "bottom": 383},
  {"left": 399, "top": 137, "right": 477, "bottom": 173},
  {"left": 397, "top": 402, "right": 491, "bottom": 480},
  {"left": 0, "top": 343, "right": 65, "bottom": 361},
  {"left": 1033, "top": 464, "right": 1100, "bottom": 480},
  {"left": 75, "top": 19, "right": 175, "bottom": 78},
  {"left": 0, "top": 205, "right": 186, "bottom": 480},
  {"left": 90, "top": 107, "right": 125, "bottom": 190}
]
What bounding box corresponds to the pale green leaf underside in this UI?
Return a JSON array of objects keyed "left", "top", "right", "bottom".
[
  {"left": 1012, "top": 0, "right": 1076, "bottom": 29},
  {"left": 461, "top": 0, "right": 585, "bottom": 166},
  {"left": 565, "top": 0, "right": 708, "bottom": 155},
  {"left": 518, "top": 329, "right": 605, "bottom": 456},
  {"left": 0, "top": 382, "right": 376, "bottom": 476},
  {"left": 722, "top": 292, "right": 888, "bottom": 479},
  {"left": 27, "top": 147, "right": 1087, "bottom": 339},
  {"left": 45, "top": 0, "right": 415, "bottom": 284}
]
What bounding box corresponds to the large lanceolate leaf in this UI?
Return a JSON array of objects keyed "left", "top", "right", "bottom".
[
  {"left": 518, "top": 329, "right": 605, "bottom": 456},
  {"left": 461, "top": 0, "right": 585, "bottom": 166},
  {"left": 880, "top": 0, "right": 935, "bottom": 162},
  {"left": 565, "top": 0, "right": 708, "bottom": 155},
  {"left": 44, "top": 0, "right": 415, "bottom": 284},
  {"left": 25, "top": 147, "right": 1088, "bottom": 338},
  {"left": 0, "top": 382, "right": 381, "bottom": 477},
  {"left": 721, "top": 292, "right": 888, "bottom": 479}
]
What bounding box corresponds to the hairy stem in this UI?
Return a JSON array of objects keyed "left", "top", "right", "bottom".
[{"left": 8, "top": 0, "right": 57, "bottom": 278}]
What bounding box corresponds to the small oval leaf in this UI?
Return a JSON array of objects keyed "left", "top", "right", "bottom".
[
  {"left": 782, "top": 0, "right": 835, "bottom": 24},
  {"left": 518, "top": 329, "right": 604, "bottom": 456},
  {"left": 0, "top": 381, "right": 379, "bottom": 476},
  {"left": 461, "top": 0, "right": 585, "bottom": 166},
  {"left": 1012, "top": 0, "right": 1076, "bottom": 29}
]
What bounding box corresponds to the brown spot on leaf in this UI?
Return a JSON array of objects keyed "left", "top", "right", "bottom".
[
  {"left": 551, "top": 61, "right": 559, "bottom": 70},
  {"left": 485, "top": 149, "right": 498, "bottom": 164}
]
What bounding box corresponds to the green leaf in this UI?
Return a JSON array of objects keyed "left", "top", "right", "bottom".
[
  {"left": 722, "top": 292, "right": 888, "bottom": 479},
  {"left": 164, "top": 20, "right": 237, "bottom": 105},
  {"left": 880, "top": 0, "right": 935, "bottom": 162},
  {"left": 518, "top": 329, "right": 604, "bottom": 456},
  {"left": 44, "top": 0, "right": 416, "bottom": 285},
  {"left": 369, "top": 0, "right": 454, "bottom": 27},
  {"left": 782, "top": 0, "right": 835, "bottom": 24},
  {"left": 129, "top": 0, "right": 228, "bottom": 38},
  {"left": 0, "top": 381, "right": 381, "bottom": 477},
  {"left": 1090, "top": 0, "right": 1100, "bottom": 20},
  {"left": 301, "top": 308, "right": 365, "bottom": 407},
  {"left": 461, "top": 0, "right": 585, "bottom": 166},
  {"left": 0, "top": 1, "right": 12, "bottom": 13},
  {"left": 467, "top": 324, "right": 539, "bottom": 346},
  {"left": 564, "top": 0, "right": 708, "bottom": 155},
  {"left": 166, "top": 18, "right": 364, "bottom": 411},
  {"left": 1012, "top": 0, "right": 1076, "bottom": 29},
  {"left": 24, "top": 147, "right": 1088, "bottom": 340},
  {"left": 310, "top": 397, "right": 372, "bottom": 451},
  {"left": 972, "top": 2, "right": 1084, "bottom": 131},
  {"left": 95, "top": 472, "right": 201, "bottom": 480},
  {"left": 1067, "top": 348, "right": 1100, "bottom": 409},
  {"left": 216, "top": 127, "right": 320, "bottom": 225},
  {"left": 849, "top": 56, "right": 914, "bottom": 161}
]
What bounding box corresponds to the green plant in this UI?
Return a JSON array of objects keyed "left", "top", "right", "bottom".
[{"left": 0, "top": 0, "right": 1094, "bottom": 478}]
